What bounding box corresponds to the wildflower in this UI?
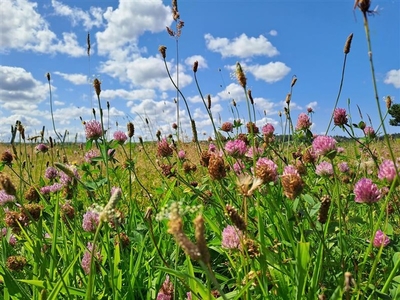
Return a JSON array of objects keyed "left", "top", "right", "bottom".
[
  {"left": 6, "top": 256, "right": 27, "bottom": 272},
  {"left": 316, "top": 161, "right": 333, "bottom": 176},
  {"left": 245, "top": 146, "right": 263, "bottom": 159},
  {"left": 0, "top": 174, "right": 17, "bottom": 196},
  {"left": 40, "top": 183, "right": 63, "bottom": 194},
  {"left": 157, "top": 275, "right": 174, "bottom": 300},
  {"left": 99, "top": 187, "right": 122, "bottom": 223},
  {"left": 363, "top": 126, "right": 375, "bottom": 138},
  {"left": 333, "top": 108, "right": 348, "bottom": 126},
  {"left": 225, "top": 140, "right": 247, "bottom": 157},
  {"left": 61, "top": 201, "right": 75, "bottom": 222},
  {"left": 221, "top": 225, "right": 243, "bottom": 249},
  {"left": 24, "top": 186, "right": 40, "bottom": 202},
  {"left": 1, "top": 150, "right": 13, "bottom": 165},
  {"left": 208, "top": 154, "right": 226, "bottom": 180},
  {"left": 312, "top": 135, "right": 337, "bottom": 158},
  {"left": 85, "top": 120, "right": 102, "bottom": 140},
  {"left": 172, "top": 123, "right": 178, "bottom": 130},
  {"left": 354, "top": 178, "right": 381, "bottom": 203},
  {"left": 233, "top": 160, "right": 245, "bottom": 175},
  {"left": 337, "top": 147, "right": 345, "bottom": 154},
  {"left": 281, "top": 171, "right": 304, "bottom": 200},
  {"left": 255, "top": 158, "right": 278, "bottom": 184},
  {"left": 303, "top": 147, "right": 317, "bottom": 164},
  {"left": 2, "top": 228, "right": 17, "bottom": 247},
  {"left": 157, "top": 138, "right": 173, "bottom": 157},
  {"left": 307, "top": 107, "right": 313, "bottom": 113},
  {"left": 177, "top": 150, "right": 186, "bottom": 160},
  {"left": 373, "top": 230, "right": 390, "bottom": 248},
  {"left": 0, "top": 190, "right": 15, "bottom": 206},
  {"left": 208, "top": 143, "right": 217, "bottom": 152},
  {"left": 295, "top": 113, "right": 312, "bottom": 130},
  {"left": 81, "top": 242, "right": 102, "bottom": 275},
  {"left": 44, "top": 166, "right": 58, "bottom": 180},
  {"left": 378, "top": 160, "right": 398, "bottom": 184},
  {"left": 113, "top": 130, "right": 127, "bottom": 144},
  {"left": 338, "top": 162, "right": 350, "bottom": 173},
  {"left": 82, "top": 209, "right": 100, "bottom": 232},
  {"left": 84, "top": 149, "right": 100, "bottom": 163},
  {"left": 246, "top": 122, "right": 259, "bottom": 134},
  {"left": 221, "top": 121, "right": 233, "bottom": 133},
  {"left": 283, "top": 165, "right": 299, "bottom": 176},
  {"left": 35, "top": 143, "right": 48, "bottom": 153},
  {"left": 21, "top": 203, "right": 43, "bottom": 221},
  {"left": 262, "top": 123, "right": 275, "bottom": 136}
]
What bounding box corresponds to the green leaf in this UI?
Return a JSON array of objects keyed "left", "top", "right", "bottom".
[{"left": 296, "top": 241, "right": 310, "bottom": 300}]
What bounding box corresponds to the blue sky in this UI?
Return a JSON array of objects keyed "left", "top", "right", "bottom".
[{"left": 0, "top": 0, "right": 399, "bottom": 143}]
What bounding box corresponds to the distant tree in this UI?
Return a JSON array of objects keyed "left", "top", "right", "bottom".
[{"left": 388, "top": 104, "right": 400, "bottom": 126}]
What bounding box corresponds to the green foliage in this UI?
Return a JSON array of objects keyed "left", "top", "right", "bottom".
[{"left": 388, "top": 104, "right": 400, "bottom": 126}]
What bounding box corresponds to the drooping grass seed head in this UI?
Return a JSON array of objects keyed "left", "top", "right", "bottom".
[
  {"left": 158, "top": 45, "right": 167, "bottom": 59},
  {"left": 193, "top": 60, "right": 198, "bottom": 73},
  {"left": 291, "top": 75, "right": 297, "bottom": 87}
]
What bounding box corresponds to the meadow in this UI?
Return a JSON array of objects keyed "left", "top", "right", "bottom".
[{"left": 1, "top": 1, "right": 400, "bottom": 299}]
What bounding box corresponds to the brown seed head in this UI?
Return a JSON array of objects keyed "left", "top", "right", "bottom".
[
  {"left": 243, "top": 237, "right": 260, "bottom": 258},
  {"left": 25, "top": 186, "right": 40, "bottom": 203},
  {"left": 318, "top": 195, "right": 331, "bottom": 224},
  {"left": 21, "top": 204, "right": 43, "bottom": 221},
  {"left": 281, "top": 174, "right": 304, "bottom": 200},
  {"left": 93, "top": 79, "right": 101, "bottom": 97},
  {"left": 247, "top": 89, "right": 254, "bottom": 105},
  {"left": 191, "top": 120, "right": 198, "bottom": 143},
  {"left": 193, "top": 60, "right": 198, "bottom": 73},
  {"left": 46, "top": 73, "right": 50, "bottom": 82},
  {"left": 166, "top": 26, "right": 174, "bottom": 36},
  {"left": 1, "top": 150, "right": 13, "bottom": 165},
  {"left": 246, "top": 122, "right": 259, "bottom": 134},
  {"left": 6, "top": 256, "right": 27, "bottom": 272},
  {"left": 285, "top": 93, "right": 291, "bottom": 104},
  {"left": 207, "top": 94, "right": 211, "bottom": 110},
  {"left": 200, "top": 151, "right": 211, "bottom": 167},
  {"left": 0, "top": 173, "right": 17, "bottom": 196},
  {"left": 385, "top": 96, "right": 392, "bottom": 109},
  {"left": 236, "top": 62, "right": 247, "bottom": 88},
  {"left": 168, "top": 217, "right": 201, "bottom": 260},
  {"left": 194, "top": 214, "right": 210, "bottom": 264},
  {"left": 208, "top": 154, "right": 226, "bottom": 180},
  {"left": 226, "top": 204, "right": 246, "bottom": 231},
  {"left": 344, "top": 33, "right": 354, "bottom": 54},
  {"left": 158, "top": 45, "right": 167, "bottom": 59},
  {"left": 127, "top": 122, "right": 134, "bottom": 138},
  {"left": 291, "top": 76, "right": 297, "bottom": 87},
  {"left": 61, "top": 201, "right": 75, "bottom": 222}
]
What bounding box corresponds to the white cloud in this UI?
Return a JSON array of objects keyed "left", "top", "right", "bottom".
[
  {"left": 51, "top": 0, "right": 103, "bottom": 30},
  {"left": 306, "top": 101, "right": 318, "bottom": 111},
  {"left": 247, "top": 62, "right": 291, "bottom": 83},
  {"left": 204, "top": 33, "right": 279, "bottom": 58},
  {"left": 185, "top": 55, "right": 208, "bottom": 69},
  {"left": 0, "top": 0, "right": 85, "bottom": 56},
  {"left": 96, "top": 0, "right": 172, "bottom": 57},
  {"left": 269, "top": 30, "right": 278, "bottom": 36},
  {"left": 101, "top": 88, "right": 157, "bottom": 101},
  {"left": 384, "top": 69, "right": 400, "bottom": 88},
  {"left": 0, "top": 66, "right": 49, "bottom": 109},
  {"left": 54, "top": 100, "right": 65, "bottom": 106},
  {"left": 54, "top": 72, "right": 88, "bottom": 85},
  {"left": 218, "top": 83, "right": 246, "bottom": 102}
]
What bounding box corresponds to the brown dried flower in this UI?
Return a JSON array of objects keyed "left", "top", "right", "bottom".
[
  {"left": 248, "top": 89, "right": 254, "bottom": 105},
  {"left": 193, "top": 60, "right": 198, "bottom": 73},
  {"left": 318, "top": 195, "right": 331, "bottom": 224},
  {"left": 226, "top": 204, "right": 246, "bottom": 231},
  {"left": 194, "top": 214, "right": 210, "bottom": 264},
  {"left": 24, "top": 186, "right": 40, "bottom": 203},
  {"left": 127, "top": 122, "right": 134, "bottom": 138},
  {"left": 158, "top": 45, "right": 167, "bottom": 59},
  {"left": 6, "top": 256, "right": 27, "bottom": 272},
  {"left": 281, "top": 174, "right": 304, "bottom": 200},
  {"left": 236, "top": 62, "right": 247, "bottom": 88},
  {"left": 0, "top": 173, "right": 17, "bottom": 196},
  {"left": 200, "top": 151, "right": 211, "bottom": 167},
  {"left": 344, "top": 33, "right": 354, "bottom": 54},
  {"left": 93, "top": 78, "right": 101, "bottom": 97},
  {"left": 208, "top": 154, "right": 226, "bottom": 180},
  {"left": 1, "top": 150, "right": 13, "bottom": 165}
]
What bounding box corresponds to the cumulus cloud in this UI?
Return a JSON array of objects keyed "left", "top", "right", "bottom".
[
  {"left": 185, "top": 55, "right": 208, "bottom": 69},
  {"left": 101, "top": 88, "right": 157, "bottom": 101},
  {"left": 204, "top": 33, "right": 279, "bottom": 58},
  {"left": 54, "top": 72, "right": 88, "bottom": 85},
  {"left": 0, "top": 0, "right": 85, "bottom": 56},
  {"left": 269, "top": 30, "right": 278, "bottom": 36},
  {"left": 96, "top": 0, "right": 171, "bottom": 57},
  {"left": 384, "top": 69, "right": 400, "bottom": 88},
  {"left": 0, "top": 66, "right": 49, "bottom": 110},
  {"left": 246, "top": 62, "right": 291, "bottom": 83},
  {"left": 51, "top": 0, "right": 103, "bottom": 30}
]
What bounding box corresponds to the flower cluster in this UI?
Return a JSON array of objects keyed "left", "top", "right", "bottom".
[
  {"left": 224, "top": 140, "right": 247, "bottom": 157},
  {"left": 354, "top": 178, "right": 381, "bottom": 203},
  {"left": 221, "top": 225, "right": 243, "bottom": 249},
  {"left": 85, "top": 120, "right": 103, "bottom": 140},
  {"left": 81, "top": 242, "right": 102, "bottom": 275},
  {"left": 316, "top": 161, "right": 333, "bottom": 177},
  {"left": 312, "top": 135, "right": 337, "bottom": 157},
  {"left": 378, "top": 159, "right": 398, "bottom": 184},
  {"left": 113, "top": 130, "right": 128, "bottom": 144},
  {"left": 333, "top": 108, "right": 348, "bottom": 126},
  {"left": 295, "top": 113, "right": 312, "bottom": 131}
]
